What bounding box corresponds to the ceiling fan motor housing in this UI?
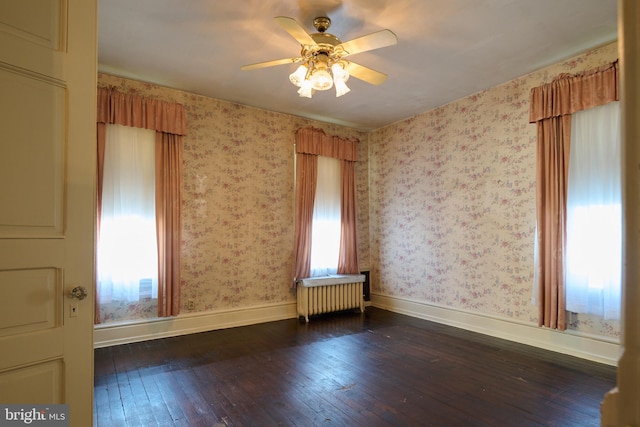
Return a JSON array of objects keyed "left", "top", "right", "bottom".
[
  {"left": 313, "top": 17, "right": 331, "bottom": 32},
  {"left": 305, "top": 33, "right": 345, "bottom": 67}
]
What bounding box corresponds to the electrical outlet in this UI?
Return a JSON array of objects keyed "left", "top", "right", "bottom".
[{"left": 187, "top": 299, "right": 195, "bottom": 310}]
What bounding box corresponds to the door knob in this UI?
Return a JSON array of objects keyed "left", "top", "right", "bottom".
[{"left": 69, "top": 286, "right": 88, "bottom": 300}]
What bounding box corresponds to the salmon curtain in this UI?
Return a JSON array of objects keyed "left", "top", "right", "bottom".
[
  {"left": 292, "top": 127, "right": 360, "bottom": 284},
  {"left": 529, "top": 61, "right": 618, "bottom": 330},
  {"left": 292, "top": 153, "right": 318, "bottom": 281},
  {"left": 155, "top": 132, "right": 184, "bottom": 317},
  {"left": 96, "top": 87, "right": 186, "bottom": 323},
  {"left": 338, "top": 160, "right": 359, "bottom": 274}
]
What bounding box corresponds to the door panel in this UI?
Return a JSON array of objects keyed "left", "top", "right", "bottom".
[
  {"left": 0, "top": 0, "right": 96, "bottom": 425},
  {"left": 0, "top": 360, "right": 63, "bottom": 404},
  {"left": 0, "top": 0, "right": 62, "bottom": 48},
  {"left": 0, "top": 69, "right": 65, "bottom": 237},
  {"left": 0, "top": 0, "right": 65, "bottom": 76},
  {"left": 0, "top": 268, "right": 61, "bottom": 337}
]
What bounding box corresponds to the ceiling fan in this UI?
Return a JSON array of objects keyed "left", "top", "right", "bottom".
[{"left": 241, "top": 16, "right": 398, "bottom": 98}]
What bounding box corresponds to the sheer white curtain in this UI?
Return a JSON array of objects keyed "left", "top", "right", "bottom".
[
  {"left": 98, "top": 124, "right": 158, "bottom": 303},
  {"left": 310, "top": 156, "right": 341, "bottom": 277},
  {"left": 566, "top": 101, "right": 621, "bottom": 319}
]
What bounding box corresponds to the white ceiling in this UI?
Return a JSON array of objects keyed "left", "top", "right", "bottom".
[{"left": 98, "top": 0, "right": 618, "bottom": 131}]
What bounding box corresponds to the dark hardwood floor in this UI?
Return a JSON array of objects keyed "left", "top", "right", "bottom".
[{"left": 94, "top": 307, "right": 616, "bottom": 427}]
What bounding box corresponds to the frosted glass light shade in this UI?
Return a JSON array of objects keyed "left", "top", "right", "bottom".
[
  {"left": 297, "top": 79, "right": 313, "bottom": 98},
  {"left": 289, "top": 65, "right": 307, "bottom": 87},
  {"left": 334, "top": 78, "right": 350, "bottom": 97},
  {"left": 310, "top": 69, "right": 333, "bottom": 91},
  {"left": 331, "top": 63, "right": 349, "bottom": 82}
]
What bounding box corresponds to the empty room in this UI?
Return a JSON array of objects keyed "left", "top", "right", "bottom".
[{"left": 2, "top": 1, "right": 639, "bottom": 426}]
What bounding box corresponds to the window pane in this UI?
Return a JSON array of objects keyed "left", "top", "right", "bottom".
[
  {"left": 98, "top": 124, "right": 158, "bottom": 303},
  {"left": 310, "top": 156, "right": 341, "bottom": 277},
  {"left": 565, "top": 101, "right": 621, "bottom": 319}
]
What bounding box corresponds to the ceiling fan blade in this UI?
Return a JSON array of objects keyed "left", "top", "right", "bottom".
[
  {"left": 344, "top": 62, "right": 388, "bottom": 85},
  {"left": 337, "top": 29, "right": 397, "bottom": 56},
  {"left": 274, "top": 16, "right": 317, "bottom": 46},
  {"left": 241, "top": 57, "right": 302, "bottom": 71}
]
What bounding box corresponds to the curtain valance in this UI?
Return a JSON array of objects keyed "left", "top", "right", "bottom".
[
  {"left": 97, "top": 87, "right": 187, "bottom": 136},
  {"left": 295, "top": 127, "right": 359, "bottom": 161},
  {"left": 529, "top": 61, "right": 619, "bottom": 123}
]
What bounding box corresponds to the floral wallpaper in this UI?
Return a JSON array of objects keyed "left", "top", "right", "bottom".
[
  {"left": 98, "top": 41, "right": 620, "bottom": 341},
  {"left": 369, "top": 42, "right": 620, "bottom": 339},
  {"left": 96, "top": 73, "right": 369, "bottom": 323}
]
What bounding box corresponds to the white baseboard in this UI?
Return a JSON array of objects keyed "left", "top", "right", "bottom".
[
  {"left": 370, "top": 292, "right": 620, "bottom": 366},
  {"left": 94, "top": 294, "right": 620, "bottom": 366},
  {"left": 94, "top": 302, "right": 298, "bottom": 348}
]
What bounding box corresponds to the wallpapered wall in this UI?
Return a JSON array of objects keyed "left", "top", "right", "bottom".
[
  {"left": 98, "top": 41, "right": 619, "bottom": 341},
  {"left": 97, "top": 73, "right": 370, "bottom": 323},
  {"left": 369, "top": 42, "right": 619, "bottom": 339}
]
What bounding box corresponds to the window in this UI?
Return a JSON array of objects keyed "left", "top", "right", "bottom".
[
  {"left": 292, "top": 127, "right": 360, "bottom": 281},
  {"left": 97, "top": 124, "right": 158, "bottom": 304},
  {"left": 310, "top": 156, "right": 341, "bottom": 277},
  {"left": 565, "top": 101, "right": 621, "bottom": 319}
]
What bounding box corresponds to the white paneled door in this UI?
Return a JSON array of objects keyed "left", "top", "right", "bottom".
[{"left": 0, "top": 0, "right": 97, "bottom": 426}]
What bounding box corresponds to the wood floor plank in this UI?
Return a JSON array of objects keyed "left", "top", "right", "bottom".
[
  {"left": 94, "top": 308, "right": 616, "bottom": 426},
  {"left": 93, "top": 379, "right": 114, "bottom": 427},
  {"left": 170, "top": 368, "right": 224, "bottom": 424},
  {"left": 122, "top": 368, "right": 154, "bottom": 426}
]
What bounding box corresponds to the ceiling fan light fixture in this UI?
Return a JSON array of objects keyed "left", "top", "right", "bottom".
[
  {"left": 297, "top": 79, "right": 314, "bottom": 98},
  {"left": 331, "top": 62, "right": 350, "bottom": 97},
  {"left": 289, "top": 64, "right": 308, "bottom": 87},
  {"left": 310, "top": 68, "right": 333, "bottom": 91},
  {"left": 240, "top": 16, "right": 398, "bottom": 98},
  {"left": 241, "top": 16, "right": 397, "bottom": 99},
  {"left": 331, "top": 62, "right": 349, "bottom": 82},
  {"left": 334, "top": 77, "right": 350, "bottom": 97}
]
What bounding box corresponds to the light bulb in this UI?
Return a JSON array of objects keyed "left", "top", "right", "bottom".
[
  {"left": 289, "top": 65, "right": 307, "bottom": 87},
  {"left": 310, "top": 69, "right": 333, "bottom": 91}
]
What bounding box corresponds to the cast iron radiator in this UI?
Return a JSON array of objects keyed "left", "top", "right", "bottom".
[{"left": 296, "top": 274, "right": 365, "bottom": 322}]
